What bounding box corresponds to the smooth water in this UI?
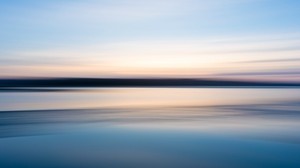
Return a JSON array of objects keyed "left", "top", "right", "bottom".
[{"left": 1, "top": 88, "right": 300, "bottom": 168}]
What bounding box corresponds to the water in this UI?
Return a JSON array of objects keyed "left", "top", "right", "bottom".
[{"left": 1, "top": 88, "right": 300, "bottom": 168}]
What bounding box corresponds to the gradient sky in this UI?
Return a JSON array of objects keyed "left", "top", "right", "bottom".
[{"left": 1, "top": 0, "right": 300, "bottom": 81}]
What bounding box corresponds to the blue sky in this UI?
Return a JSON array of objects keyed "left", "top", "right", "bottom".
[{"left": 0, "top": 0, "right": 300, "bottom": 80}]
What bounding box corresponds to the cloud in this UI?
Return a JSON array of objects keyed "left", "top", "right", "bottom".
[
  {"left": 237, "top": 57, "right": 300, "bottom": 64},
  {"left": 217, "top": 70, "right": 300, "bottom": 76},
  {"left": 1, "top": 33, "right": 300, "bottom": 77}
]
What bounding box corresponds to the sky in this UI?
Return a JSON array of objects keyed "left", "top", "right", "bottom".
[{"left": 0, "top": 0, "right": 300, "bottom": 81}]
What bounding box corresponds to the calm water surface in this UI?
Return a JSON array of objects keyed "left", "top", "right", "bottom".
[{"left": 1, "top": 88, "right": 300, "bottom": 168}]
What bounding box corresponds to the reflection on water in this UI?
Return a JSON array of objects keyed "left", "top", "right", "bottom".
[{"left": 1, "top": 88, "right": 300, "bottom": 168}]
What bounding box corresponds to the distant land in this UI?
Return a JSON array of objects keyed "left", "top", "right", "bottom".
[{"left": 1, "top": 78, "right": 300, "bottom": 88}]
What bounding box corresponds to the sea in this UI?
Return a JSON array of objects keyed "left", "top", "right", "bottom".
[{"left": 0, "top": 88, "right": 300, "bottom": 168}]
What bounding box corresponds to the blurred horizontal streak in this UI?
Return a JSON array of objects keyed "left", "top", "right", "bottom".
[
  {"left": 237, "top": 57, "right": 300, "bottom": 64},
  {"left": 1, "top": 99, "right": 300, "bottom": 139},
  {"left": 1, "top": 78, "right": 300, "bottom": 87},
  {"left": 217, "top": 70, "right": 300, "bottom": 76},
  {"left": 0, "top": 88, "right": 80, "bottom": 92},
  {"left": 1, "top": 34, "right": 300, "bottom": 78}
]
